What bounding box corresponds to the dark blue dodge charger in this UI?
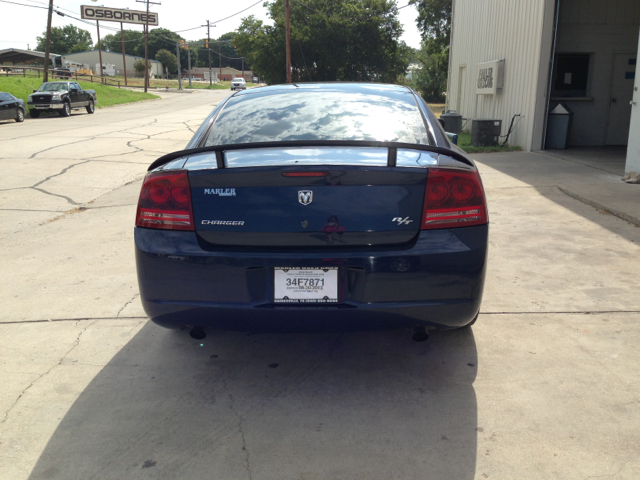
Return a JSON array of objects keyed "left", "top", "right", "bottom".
[{"left": 135, "top": 83, "right": 488, "bottom": 338}]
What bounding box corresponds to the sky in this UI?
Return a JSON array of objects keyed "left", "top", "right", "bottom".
[{"left": 0, "top": 0, "right": 423, "bottom": 52}]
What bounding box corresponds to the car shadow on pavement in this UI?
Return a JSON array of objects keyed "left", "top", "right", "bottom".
[
  {"left": 29, "top": 322, "right": 478, "bottom": 480},
  {"left": 474, "top": 152, "right": 640, "bottom": 244}
]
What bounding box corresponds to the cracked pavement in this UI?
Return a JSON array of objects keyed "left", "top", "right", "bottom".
[{"left": 1, "top": 93, "right": 640, "bottom": 479}]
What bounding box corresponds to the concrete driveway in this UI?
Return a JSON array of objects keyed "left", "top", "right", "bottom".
[{"left": 1, "top": 96, "right": 639, "bottom": 480}]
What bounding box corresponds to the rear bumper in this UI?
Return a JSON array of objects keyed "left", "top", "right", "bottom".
[{"left": 135, "top": 225, "right": 488, "bottom": 332}]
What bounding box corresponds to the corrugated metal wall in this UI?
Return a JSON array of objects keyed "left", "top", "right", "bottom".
[
  {"left": 61, "top": 50, "right": 163, "bottom": 76},
  {"left": 447, "top": 0, "right": 552, "bottom": 150}
]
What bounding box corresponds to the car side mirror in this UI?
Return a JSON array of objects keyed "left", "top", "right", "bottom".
[{"left": 33, "top": 90, "right": 37, "bottom": 93}]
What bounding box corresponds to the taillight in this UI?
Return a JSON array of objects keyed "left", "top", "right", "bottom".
[
  {"left": 135, "top": 171, "right": 195, "bottom": 231},
  {"left": 421, "top": 168, "right": 488, "bottom": 230}
]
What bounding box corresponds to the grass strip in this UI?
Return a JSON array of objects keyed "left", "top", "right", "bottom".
[
  {"left": 0, "top": 77, "right": 158, "bottom": 110},
  {"left": 456, "top": 132, "right": 522, "bottom": 153},
  {"left": 104, "top": 76, "right": 255, "bottom": 90}
]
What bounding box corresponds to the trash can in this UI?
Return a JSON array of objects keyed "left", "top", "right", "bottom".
[
  {"left": 545, "top": 103, "right": 573, "bottom": 149},
  {"left": 440, "top": 111, "right": 463, "bottom": 133}
]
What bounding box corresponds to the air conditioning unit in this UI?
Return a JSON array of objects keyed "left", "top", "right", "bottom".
[{"left": 471, "top": 119, "right": 502, "bottom": 146}]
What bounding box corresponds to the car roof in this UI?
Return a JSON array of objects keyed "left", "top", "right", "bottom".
[{"left": 234, "top": 82, "right": 410, "bottom": 97}]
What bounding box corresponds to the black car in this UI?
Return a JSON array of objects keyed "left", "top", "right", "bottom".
[
  {"left": 135, "top": 83, "right": 489, "bottom": 339},
  {"left": 27, "top": 81, "right": 97, "bottom": 118},
  {"left": 0, "top": 92, "right": 25, "bottom": 123}
]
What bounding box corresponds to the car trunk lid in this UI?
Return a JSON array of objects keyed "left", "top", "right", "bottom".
[{"left": 186, "top": 147, "right": 429, "bottom": 248}]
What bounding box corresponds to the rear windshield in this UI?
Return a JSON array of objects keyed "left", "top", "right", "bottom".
[{"left": 202, "top": 86, "right": 431, "bottom": 146}]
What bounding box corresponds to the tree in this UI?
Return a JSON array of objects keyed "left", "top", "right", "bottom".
[
  {"left": 412, "top": 40, "right": 448, "bottom": 101},
  {"left": 100, "top": 29, "right": 144, "bottom": 54},
  {"left": 36, "top": 25, "right": 92, "bottom": 55},
  {"left": 410, "top": 0, "right": 451, "bottom": 50},
  {"left": 195, "top": 32, "right": 249, "bottom": 71},
  {"left": 234, "top": 0, "right": 407, "bottom": 85},
  {"left": 147, "top": 29, "right": 197, "bottom": 71},
  {"left": 409, "top": 0, "right": 452, "bottom": 101},
  {"left": 99, "top": 28, "right": 196, "bottom": 71},
  {"left": 133, "top": 59, "right": 146, "bottom": 77},
  {"left": 155, "top": 49, "right": 177, "bottom": 74},
  {"left": 69, "top": 43, "right": 91, "bottom": 54}
]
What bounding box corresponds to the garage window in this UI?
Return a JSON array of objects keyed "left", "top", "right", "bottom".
[{"left": 552, "top": 54, "right": 591, "bottom": 98}]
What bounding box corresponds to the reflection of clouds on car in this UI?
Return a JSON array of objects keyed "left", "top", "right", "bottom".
[{"left": 205, "top": 86, "right": 431, "bottom": 146}]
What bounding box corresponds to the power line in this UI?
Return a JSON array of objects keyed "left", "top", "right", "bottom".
[
  {"left": 173, "top": 25, "right": 206, "bottom": 34},
  {"left": 4, "top": 0, "right": 266, "bottom": 42},
  {"left": 0, "top": 0, "right": 47, "bottom": 9},
  {"left": 209, "top": 0, "right": 264, "bottom": 25}
]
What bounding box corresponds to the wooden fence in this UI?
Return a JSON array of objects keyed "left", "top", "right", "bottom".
[{"left": 1, "top": 66, "right": 121, "bottom": 88}]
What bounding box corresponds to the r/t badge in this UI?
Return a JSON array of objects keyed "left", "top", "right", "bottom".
[{"left": 392, "top": 217, "right": 413, "bottom": 225}]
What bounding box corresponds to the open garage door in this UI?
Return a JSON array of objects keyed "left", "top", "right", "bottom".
[{"left": 606, "top": 53, "right": 637, "bottom": 145}]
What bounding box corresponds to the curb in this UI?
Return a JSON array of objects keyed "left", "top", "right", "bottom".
[{"left": 557, "top": 185, "right": 640, "bottom": 227}]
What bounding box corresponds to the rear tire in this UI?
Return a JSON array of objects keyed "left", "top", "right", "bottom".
[
  {"left": 16, "top": 109, "right": 25, "bottom": 122},
  {"left": 29, "top": 109, "right": 40, "bottom": 118},
  {"left": 59, "top": 101, "right": 71, "bottom": 117},
  {"left": 86, "top": 99, "right": 95, "bottom": 114}
]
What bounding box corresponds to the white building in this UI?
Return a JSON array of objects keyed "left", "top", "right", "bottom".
[
  {"left": 61, "top": 49, "right": 163, "bottom": 78},
  {"left": 447, "top": 0, "right": 639, "bottom": 174}
]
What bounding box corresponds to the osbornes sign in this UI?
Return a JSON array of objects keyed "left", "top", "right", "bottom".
[{"left": 80, "top": 6, "right": 159, "bottom": 26}]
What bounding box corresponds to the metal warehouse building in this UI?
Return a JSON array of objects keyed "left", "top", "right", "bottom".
[
  {"left": 447, "top": 0, "right": 639, "bottom": 174},
  {"left": 60, "top": 49, "right": 163, "bottom": 78}
]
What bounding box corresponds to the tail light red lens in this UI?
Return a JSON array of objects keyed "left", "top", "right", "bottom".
[
  {"left": 136, "top": 171, "right": 195, "bottom": 231},
  {"left": 421, "top": 168, "right": 488, "bottom": 230}
]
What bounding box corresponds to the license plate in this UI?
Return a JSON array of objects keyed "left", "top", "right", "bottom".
[{"left": 274, "top": 267, "right": 339, "bottom": 303}]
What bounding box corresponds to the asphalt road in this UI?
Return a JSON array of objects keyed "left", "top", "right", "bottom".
[{"left": 1, "top": 91, "right": 639, "bottom": 480}]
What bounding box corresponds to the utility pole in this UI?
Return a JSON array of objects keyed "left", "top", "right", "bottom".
[
  {"left": 202, "top": 21, "right": 216, "bottom": 86},
  {"left": 219, "top": 43, "right": 222, "bottom": 83},
  {"left": 285, "top": 0, "right": 291, "bottom": 83},
  {"left": 120, "top": 23, "right": 127, "bottom": 86},
  {"left": 43, "top": 0, "right": 54, "bottom": 82},
  {"left": 187, "top": 47, "right": 191, "bottom": 87},
  {"left": 242, "top": 56, "right": 244, "bottom": 82},
  {"left": 96, "top": 21, "right": 103, "bottom": 78},
  {"left": 176, "top": 41, "right": 182, "bottom": 90},
  {"left": 136, "top": 0, "right": 161, "bottom": 92}
]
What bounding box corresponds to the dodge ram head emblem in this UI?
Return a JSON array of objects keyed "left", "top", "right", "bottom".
[{"left": 298, "top": 190, "right": 313, "bottom": 205}]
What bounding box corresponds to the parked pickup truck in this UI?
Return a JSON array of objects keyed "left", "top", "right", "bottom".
[{"left": 27, "top": 81, "right": 96, "bottom": 118}]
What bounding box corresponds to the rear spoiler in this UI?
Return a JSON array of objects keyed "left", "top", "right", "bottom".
[{"left": 147, "top": 141, "right": 474, "bottom": 172}]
